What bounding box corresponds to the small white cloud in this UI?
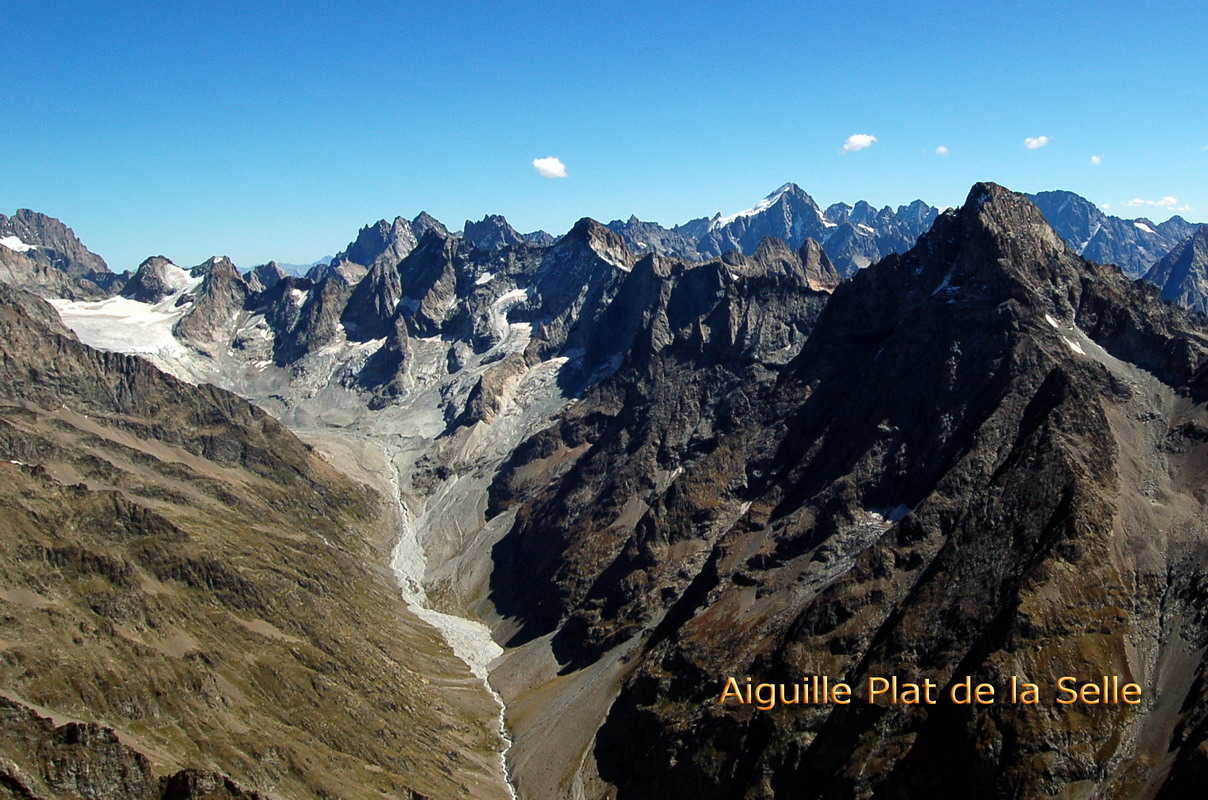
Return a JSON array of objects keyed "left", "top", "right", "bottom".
[
  {"left": 531, "top": 156, "right": 567, "bottom": 179},
  {"left": 1100, "top": 203, "right": 1112, "bottom": 210},
  {"left": 1122, "top": 196, "right": 1191, "bottom": 213},
  {"left": 1090, "top": 154, "right": 1103, "bottom": 165},
  {"left": 1024, "top": 136, "right": 1051, "bottom": 150},
  {"left": 935, "top": 145, "right": 950, "bottom": 156},
  {"left": 841, "top": 133, "right": 877, "bottom": 153}
]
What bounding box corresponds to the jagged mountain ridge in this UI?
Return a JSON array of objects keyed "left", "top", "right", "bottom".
[
  {"left": 15, "top": 183, "right": 1208, "bottom": 800},
  {"left": 607, "top": 183, "right": 941, "bottom": 277}
]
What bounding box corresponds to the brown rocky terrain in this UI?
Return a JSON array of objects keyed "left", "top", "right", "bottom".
[{"left": 0, "top": 284, "right": 510, "bottom": 799}]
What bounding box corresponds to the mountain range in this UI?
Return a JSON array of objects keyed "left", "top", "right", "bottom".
[{"left": 3, "top": 181, "right": 1208, "bottom": 799}]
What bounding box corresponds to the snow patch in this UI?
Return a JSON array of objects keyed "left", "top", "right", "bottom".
[
  {"left": 1061, "top": 336, "right": 1086, "bottom": 356},
  {"left": 163, "top": 263, "right": 201, "bottom": 294},
  {"left": 0, "top": 235, "right": 36, "bottom": 253},
  {"left": 475, "top": 271, "right": 495, "bottom": 286},
  {"left": 49, "top": 295, "right": 189, "bottom": 357},
  {"left": 856, "top": 223, "right": 876, "bottom": 236},
  {"left": 1044, "top": 313, "right": 1060, "bottom": 329},
  {"left": 494, "top": 288, "right": 529, "bottom": 308},
  {"left": 709, "top": 183, "right": 796, "bottom": 230},
  {"left": 1134, "top": 221, "right": 1156, "bottom": 235}
]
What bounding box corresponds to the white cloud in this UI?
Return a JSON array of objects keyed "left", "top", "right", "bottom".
[
  {"left": 1024, "top": 136, "right": 1051, "bottom": 150},
  {"left": 1100, "top": 203, "right": 1112, "bottom": 210},
  {"left": 1123, "top": 196, "right": 1192, "bottom": 213},
  {"left": 1090, "top": 154, "right": 1103, "bottom": 165},
  {"left": 935, "top": 145, "right": 949, "bottom": 156},
  {"left": 531, "top": 156, "right": 567, "bottom": 179},
  {"left": 841, "top": 133, "right": 877, "bottom": 153}
]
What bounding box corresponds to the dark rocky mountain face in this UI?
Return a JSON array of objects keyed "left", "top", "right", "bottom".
[
  {"left": 410, "top": 210, "right": 449, "bottom": 240},
  {"left": 332, "top": 216, "right": 419, "bottom": 275},
  {"left": 1030, "top": 189, "right": 1203, "bottom": 278},
  {"left": 464, "top": 215, "right": 525, "bottom": 251},
  {"left": 1143, "top": 227, "right": 1208, "bottom": 315},
  {"left": 0, "top": 210, "right": 117, "bottom": 298},
  {"left": 485, "top": 183, "right": 1208, "bottom": 798},
  {"left": 0, "top": 284, "right": 509, "bottom": 799},
  {"left": 0, "top": 208, "right": 109, "bottom": 277},
  {"left": 522, "top": 229, "right": 556, "bottom": 247}
]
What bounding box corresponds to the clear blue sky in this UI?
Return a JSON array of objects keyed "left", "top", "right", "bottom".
[{"left": 3, "top": 0, "right": 1205, "bottom": 269}]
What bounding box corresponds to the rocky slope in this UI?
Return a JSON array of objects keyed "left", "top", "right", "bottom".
[
  {"left": 1143, "top": 227, "right": 1208, "bottom": 316},
  {"left": 0, "top": 284, "right": 512, "bottom": 799}
]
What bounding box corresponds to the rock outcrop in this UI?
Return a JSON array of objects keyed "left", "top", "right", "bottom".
[{"left": 122, "top": 256, "right": 192, "bottom": 303}]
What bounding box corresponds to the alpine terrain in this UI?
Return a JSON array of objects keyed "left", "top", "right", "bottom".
[{"left": 2, "top": 181, "right": 1208, "bottom": 800}]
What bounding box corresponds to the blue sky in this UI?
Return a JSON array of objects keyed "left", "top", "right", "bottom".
[{"left": 3, "top": 0, "right": 1205, "bottom": 269}]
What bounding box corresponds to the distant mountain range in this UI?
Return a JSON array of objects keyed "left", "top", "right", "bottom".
[
  {"left": 1028, "top": 190, "right": 1202, "bottom": 277},
  {"left": 605, "top": 183, "right": 940, "bottom": 277}
]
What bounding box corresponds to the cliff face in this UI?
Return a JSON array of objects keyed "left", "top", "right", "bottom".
[
  {"left": 0, "top": 284, "right": 509, "bottom": 800},
  {"left": 486, "top": 184, "right": 1208, "bottom": 799}
]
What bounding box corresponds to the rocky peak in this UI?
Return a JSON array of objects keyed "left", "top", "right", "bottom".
[
  {"left": 122, "top": 255, "right": 191, "bottom": 303},
  {"left": 410, "top": 210, "right": 448, "bottom": 240},
  {"left": 335, "top": 216, "right": 418, "bottom": 271},
  {"left": 556, "top": 218, "right": 633, "bottom": 269},
  {"left": 1144, "top": 227, "right": 1208, "bottom": 314},
  {"left": 905, "top": 182, "right": 1075, "bottom": 303},
  {"left": 174, "top": 257, "right": 250, "bottom": 350},
  {"left": 798, "top": 237, "right": 841, "bottom": 292},
  {"left": 463, "top": 214, "right": 524, "bottom": 251},
  {"left": 824, "top": 202, "right": 853, "bottom": 225},
  {"left": 523, "top": 230, "right": 556, "bottom": 247},
  {"left": 244, "top": 261, "right": 288, "bottom": 293},
  {"left": 0, "top": 208, "right": 109, "bottom": 277}
]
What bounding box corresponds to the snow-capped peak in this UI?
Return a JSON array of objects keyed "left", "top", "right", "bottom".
[{"left": 709, "top": 183, "right": 799, "bottom": 231}]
